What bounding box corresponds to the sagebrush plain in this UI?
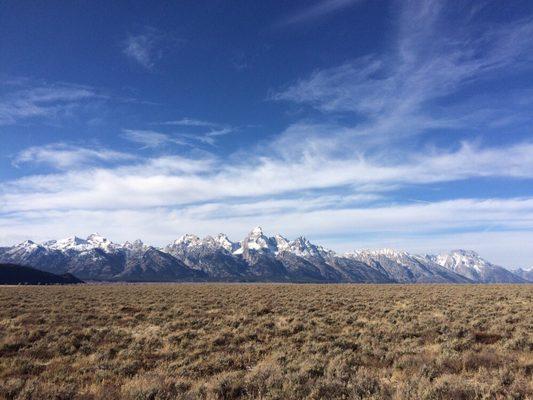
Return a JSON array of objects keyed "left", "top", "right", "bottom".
[{"left": 0, "top": 284, "right": 531, "bottom": 399}]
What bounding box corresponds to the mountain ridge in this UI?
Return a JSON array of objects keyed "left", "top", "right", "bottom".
[
  {"left": 0, "top": 263, "right": 84, "bottom": 285},
  {"left": 0, "top": 227, "right": 528, "bottom": 283}
]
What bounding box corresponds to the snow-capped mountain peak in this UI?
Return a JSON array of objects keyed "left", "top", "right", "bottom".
[
  {"left": 348, "top": 248, "right": 409, "bottom": 259},
  {"left": 87, "top": 233, "right": 109, "bottom": 244},
  {"left": 84, "top": 233, "right": 120, "bottom": 252},
  {"left": 45, "top": 236, "right": 89, "bottom": 251},
  {"left": 427, "top": 249, "right": 525, "bottom": 283},
  {"left": 274, "top": 234, "right": 290, "bottom": 252},
  {"left": 174, "top": 234, "right": 202, "bottom": 246},
  {"left": 123, "top": 239, "right": 146, "bottom": 252},
  {"left": 434, "top": 249, "right": 489, "bottom": 273},
  {"left": 167, "top": 233, "right": 239, "bottom": 257},
  {"left": 19, "top": 240, "right": 38, "bottom": 248},
  {"left": 286, "top": 236, "right": 324, "bottom": 257},
  {"left": 214, "top": 233, "right": 237, "bottom": 252},
  {"left": 235, "top": 226, "right": 277, "bottom": 254},
  {"left": 450, "top": 249, "right": 480, "bottom": 257},
  {"left": 249, "top": 226, "right": 264, "bottom": 237}
]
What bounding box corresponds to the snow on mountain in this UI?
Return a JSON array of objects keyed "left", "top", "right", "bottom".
[
  {"left": 346, "top": 248, "right": 471, "bottom": 283},
  {"left": 44, "top": 236, "right": 89, "bottom": 251},
  {"left": 213, "top": 234, "right": 239, "bottom": 253},
  {"left": 14, "top": 240, "right": 41, "bottom": 253},
  {"left": 234, "top": 226, "right": 277, "bottom": 254},
  {"left": 273, "top": 234, "right": 290, "bottom": 252},
  {"left": 348, "top": 248, "right": 410, "bottom": 261},
  {"left": 1, "top": 240, "right": 48, "bottom": 261},
  {"left": 123, "top": 239, "right": 148, "bottom": 253},
  {"left": 39, "top": 233, "right": 120, "bottom": 253},
  {"left": 233, "top": 228, "right": 330, "bottom": 258},
  {"left": 0, "top": 229, "right": 528, "bottom": 283},
  {"left": 168, "top": 233, "right": 238, "bottom": 254},
  {"left": 429, "top": 250, "right": 526, "bottom": 283},
  {"left": 85, "top": 233, "right": 121, "bottom": 252},
  {"left": 164, "top": 232, "right": 246, "bottom": 279},
  {"left": 283, "top": 236, "right": 330, "bottom": 258},
  {"left": 173, "top": 234, "right": 203, "bottom": 247},
  {"left": 434, "top": 250, "right": 487, "bottom": 273}
]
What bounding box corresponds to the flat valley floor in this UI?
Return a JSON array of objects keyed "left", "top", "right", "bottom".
[{"left": 0, "top": 284, "right": 531, "bottom": 399}]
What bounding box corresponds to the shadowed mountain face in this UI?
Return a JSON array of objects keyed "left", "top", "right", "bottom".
[
  {"left": 0, "top": 263, "right": 83, "bottom": 285},
  {"left": 0, "top": 228, "right": 527, "bottom": 283}
]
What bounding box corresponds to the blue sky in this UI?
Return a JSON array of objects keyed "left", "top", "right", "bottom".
[{"left": 1, "top": 0, "right": 533, "bottom": 266}]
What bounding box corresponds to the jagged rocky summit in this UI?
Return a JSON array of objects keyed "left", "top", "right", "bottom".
[{"left": 0, "top": 228, "right": 528, "bottom": 283}]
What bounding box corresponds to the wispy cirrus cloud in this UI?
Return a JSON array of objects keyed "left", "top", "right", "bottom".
[
  {"left": 159, "top": 118, "right": 223, "bottom": 128},
  {"left": 123, "top": 29, "right": 159, "bottom": 69},
  {"left": 272, "top": 2, "right": 533, "bottom": 142},
  {"left": 3, "top": 140, "right": 533, "bottom": 213},
  {"left": 121, "top": 129, "right": 187, "bottom": 148},
  {"left": 12, "top": 143, "right": 135, "bottom": 170},
  {"left": 122, "top": 27, "right": 181, "bottom": 70},
  {"left": 274, "top": 0, "right": 362, "bottom": 28},
  {"left": 132, "top": 117, "right": 235, "bottom": 147},
  {"left": 182, "top": 127, "right": 233, "bottom": 146},
  {"left": 122, "top": 127, "right": 233, "bottom": 148},
  {"left": 0, "top": 80, "right": 105, "bottom": 125}
]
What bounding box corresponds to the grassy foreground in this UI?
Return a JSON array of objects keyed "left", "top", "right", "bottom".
[{"left": 0, "top": 284, "right": 531, "bottom": 399}]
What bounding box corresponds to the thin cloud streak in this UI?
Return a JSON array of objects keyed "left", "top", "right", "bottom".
[
  {"left": 0, "top": 81, "right": 104, "bottom": 125},
  {"left": 122, "top": 127, "right": 233, "bottom": 148},
  {"left": 274, "top": 0, "right": 362, "bottom": 28},
  {"left": 140, "top": 117, "right": 234, "bottom": 146},
  {"left": 121, "top": 129, "right": 188, "bottom": 148},
  {"left": 158, "top": 118, "right": 222, "bottom": 128},
  {"left": 12, "top": 143, "right": 135, "bottom": 170}
]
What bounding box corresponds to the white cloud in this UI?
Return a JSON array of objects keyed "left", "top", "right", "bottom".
[
  {"left": 123, "top": 32, "right": 157, "bottom": 69},
  {"left": 2, "top": 140, "right": 532, "bottom": 213},
  {"left": 122, "top": 27, "right": 180, "bottom": 70},
  {"left": 0, "top": 81, "right": 104, "bottom": 125},
  {"left": 122, "top": 127, "right": 233, "bottom": 148},
  {"left": 12, "top": 143, "right": 135, "bottom": 170},
  {"left": 2, "top": 2, "right": 533, "bottom": 268},
  {"left": 131, "top": 118, "right": 234, "bottom": 147},
  {"left": 121, "top": 129, "right": 187, "bottom": 148},
  {"left": 272, "top": 3, "right": 533, "bottom": 140}
]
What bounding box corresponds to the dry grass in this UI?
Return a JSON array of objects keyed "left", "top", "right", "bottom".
[{"left": 0, "top": 284, "right": 531, "bottom": 399}]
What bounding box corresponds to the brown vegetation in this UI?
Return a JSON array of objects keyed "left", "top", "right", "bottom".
[{"left": 0, "top": 284, "right": 531, "bottom": 399}]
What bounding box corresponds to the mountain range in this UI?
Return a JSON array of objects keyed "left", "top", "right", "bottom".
[{"left": 0, "top": 227, "right": 529, "bottom": 283}]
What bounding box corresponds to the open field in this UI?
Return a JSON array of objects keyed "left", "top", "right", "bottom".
[{"left": 0, "top": 284, "right": 531, "bottom": 399}]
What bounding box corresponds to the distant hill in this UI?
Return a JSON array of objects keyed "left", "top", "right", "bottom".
[{"left": 0, "top": 263, "right": 83, "bottom": 285}]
